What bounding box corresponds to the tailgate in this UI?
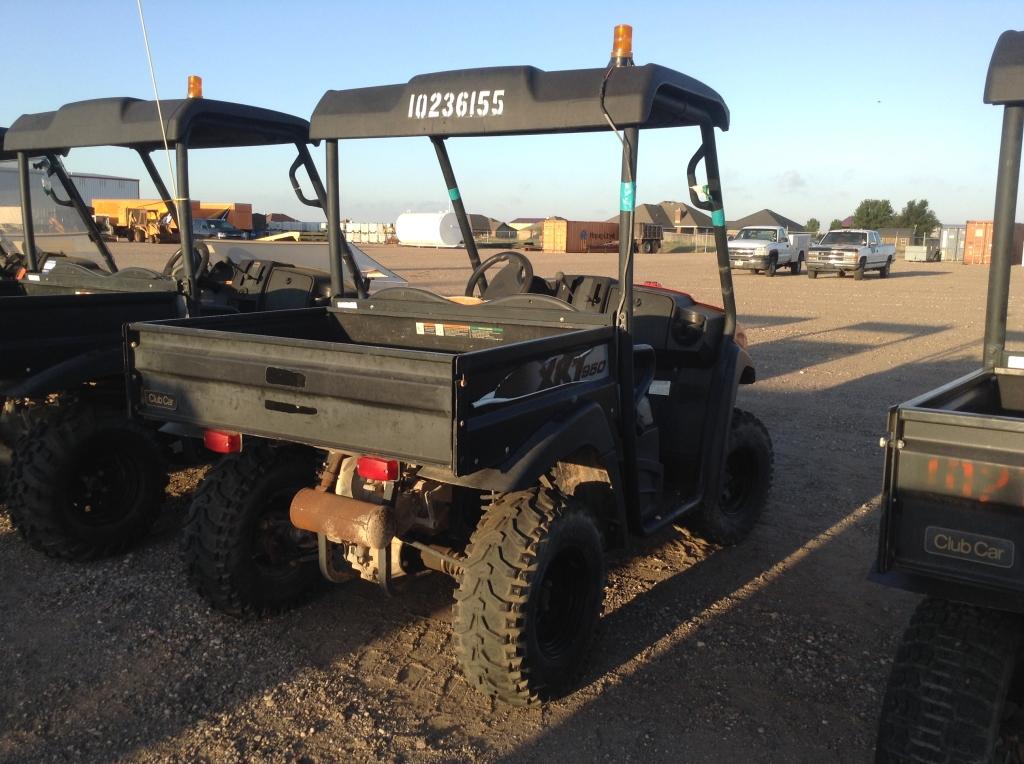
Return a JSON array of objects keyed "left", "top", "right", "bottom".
[
  {"left": 882, "top": 404, "right": 1024, "bottom": 592},
  {"left": 128, "top": 309, "right": 457, "bottom": 467}
]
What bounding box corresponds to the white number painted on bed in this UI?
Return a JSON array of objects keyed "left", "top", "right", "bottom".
[{"left": 408, "top": 90, "right": 505, "bottom": 119}]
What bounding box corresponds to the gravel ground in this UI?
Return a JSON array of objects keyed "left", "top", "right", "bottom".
[{"left": 2, "top": 243, "right": 1021, "bottom": 763}]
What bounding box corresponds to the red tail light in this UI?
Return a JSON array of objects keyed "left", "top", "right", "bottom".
[
  {"left": 356, "top": 456, "right": 399, "bottom": 481},
  {"left": 204, "top": 429, "right": 242, "bottom": 454}
]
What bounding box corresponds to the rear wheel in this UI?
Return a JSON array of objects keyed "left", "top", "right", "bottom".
[
  {"left": 875, "top": 598, "right": 1023, "bottom": 763},
  {"left": 789, "top": 255, "right": 802, "bottom": 275},
  {"left": 880, "top": 258, "right": 892, "bottom": 278},
  {"left": 454, "top": 483, "right": 606, "bottom": 705},
  {"left": 184, "top": 440, "right": 323, "bottom": 618},
  {"left": 692, "top": 409, "right": 773, "bottom": 545},
  {"left": 6, "top": 403, "right": 167, "bottom": 560}
]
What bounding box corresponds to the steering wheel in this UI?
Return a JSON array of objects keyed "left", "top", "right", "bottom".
[
  {"left": 162, "top": 242, "right": 211, "bottom": 280},
  {"left": 464, "top": 251, "right": 534, "bottom": 298}
]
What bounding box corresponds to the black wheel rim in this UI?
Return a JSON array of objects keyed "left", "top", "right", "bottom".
[
  {"left": 69, "top": 446, "right": 143, "bottom": 527},
  {"left": 720, "top": 446, "right": 756, "bottom": 517},
  {"left": 535, "top": 547, "right": 592, "bottom": 662},
  {"left": 250, "top": 485, "right": 315, "bottom": 577}
]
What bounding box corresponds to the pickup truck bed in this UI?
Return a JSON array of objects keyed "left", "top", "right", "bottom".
[
  {"left": 878, "top": 367, "right": 1024, "bottom": 605},
  {"left": 128, "top": 300, "right": 617, "bottom": 474}
]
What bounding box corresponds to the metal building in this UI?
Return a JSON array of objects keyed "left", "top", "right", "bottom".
[{"left": 69, "top": 171, "right": 140, "bottom": 205}]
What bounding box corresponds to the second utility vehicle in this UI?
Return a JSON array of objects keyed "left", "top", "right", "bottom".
[
  {"left": 128, "top": 27, "right": 773, "bottom": 705},
  {"left": 873, "top": 31, "right": 1024, "bottom": 762},
  {"left": 1, "top": 92, "right": 399, "bottom": 559}
]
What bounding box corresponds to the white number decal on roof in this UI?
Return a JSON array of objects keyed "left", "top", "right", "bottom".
[{"left": 407, "top": 90, "right": 506, "bottom": 120}]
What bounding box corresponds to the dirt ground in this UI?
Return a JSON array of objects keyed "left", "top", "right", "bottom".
[{"left": 2, "top": 243, "right": 1020, "bottom": 763}]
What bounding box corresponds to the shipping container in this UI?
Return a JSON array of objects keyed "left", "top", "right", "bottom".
[
  {"left": 939, "top": 224, "right": 966, "bottom": 262},
  {"left": 963, "top": 220, "right": 1024, "bottom": 265},
  {"left": 542, "top": 219, "right": 619, "bottom": 253}
]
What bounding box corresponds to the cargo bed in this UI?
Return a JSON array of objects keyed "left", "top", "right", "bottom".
[
  {"left": 128, "top": 300, "right": 617, "bottom": 474},
  {"left": 0, "top": 291, "right": 182, "bottom": 387},
  {"left": 878, "top": 367, "right": 1024, "bottom": 601}
]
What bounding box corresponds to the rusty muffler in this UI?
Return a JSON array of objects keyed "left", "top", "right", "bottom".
[{"left": 290, "top": 488, "right": 395, "bottom": 549}]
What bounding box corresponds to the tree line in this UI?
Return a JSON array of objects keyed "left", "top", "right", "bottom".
[{"left": 803, "top": 199, "right": 939, "bottom": 237}]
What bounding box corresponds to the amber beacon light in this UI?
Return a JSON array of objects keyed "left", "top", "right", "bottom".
[
  {"left": 611, "top": 24, "right": 633, "bottom": 63},
  {"left": 187, "top": 74, "right": 203, "bottom": 99}
]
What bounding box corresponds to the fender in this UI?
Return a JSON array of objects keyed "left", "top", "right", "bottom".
[
  {"left": 3, "top": 347, "right": 123, "bottom": 399},
  {"left": 736, "top": 344, "right": 756, "bottom": 384},
  {"left": 418, "top": 402, "right": 629, "bottom": 544}
]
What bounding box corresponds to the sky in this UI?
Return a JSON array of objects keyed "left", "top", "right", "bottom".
[{"left": 1, "top": 0, "right": 1021, "bottom": 227}]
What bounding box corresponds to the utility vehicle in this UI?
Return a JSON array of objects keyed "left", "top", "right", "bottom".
[
  {"left": 128, "top": 26, "right": 773, "bottom": 705},
  {"left": 873, "top": 30, "right": 1024, "bottom": 762},
  {"left": 0, "top": 92, "right": 400, "bottom": 559}
]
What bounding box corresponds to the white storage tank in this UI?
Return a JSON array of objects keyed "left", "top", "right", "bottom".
[{"left": 395, "top": 212, "right": 462, "bottom": 248}]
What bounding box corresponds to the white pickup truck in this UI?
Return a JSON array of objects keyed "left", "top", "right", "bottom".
[
  {"left": 806, "top": 229, "right": 896, "bottom": 280},
  {"left": 727, "top": 225, "right": 811, "bottom": 276}
]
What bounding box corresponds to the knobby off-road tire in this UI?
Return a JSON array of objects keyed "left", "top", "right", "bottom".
[
  {"left": 454, "top": 483, "right": 607, "bottom": 705},
  {"left": 0, "top": 399, "right": 33, "bottom": 499},
  {"left": 184, "top": 440, "right": 323, "bottom": 618},
  {"left": 693, "top": 409, "right": 774, "bottom": 545},
  {"left": 875, "top": 598, "right": 1023, "bottom": 763},
  {"left": 6, "top": 403, "right": 167, "bottom": 560}
]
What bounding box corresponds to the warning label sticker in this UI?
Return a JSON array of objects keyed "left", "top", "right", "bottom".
[{"left": 415, "top": 322, "right": 504, "bottom": 341}]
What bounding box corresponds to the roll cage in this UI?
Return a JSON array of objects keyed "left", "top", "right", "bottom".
[{"left": 2, "top": 97, "right": 339, "bottom": 312}]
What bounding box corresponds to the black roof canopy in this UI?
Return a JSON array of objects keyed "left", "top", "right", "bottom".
[
  {"left": 310, "top": 64, "right": 729, "bottom": 140},
  {"left": 4, "top": 97, "right": 311, "bottom": 153},
  {"left": 985, "top": 30, "right": 1024, "bottom": 105},
  {"left": 0, "top": 127, "right": 13, "bottom": 161}
]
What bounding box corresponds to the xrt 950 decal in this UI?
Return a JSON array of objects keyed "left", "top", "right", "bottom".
[{"left": 472, "top": 345, "right": 609, "bottom": 408}]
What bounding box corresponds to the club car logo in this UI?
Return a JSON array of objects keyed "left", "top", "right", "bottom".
[
  {"left": 924, "top": 526, "right": 1014, "bottom": 569},
  {"left": 143, "top": 389, "right": 178, "bottom": 411}
]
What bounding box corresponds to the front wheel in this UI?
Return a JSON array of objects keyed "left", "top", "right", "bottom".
[
  {"left": 807, "top": 269, "right": 818, "bottom": 279},
  {"left": 692, "top": 409, "right": 773, "bottom": 545},
  {"left": 454, "top": 484, "right": 606, "bottom": 705},
  {"left": 875, "top": 598, "right": 1022, "bottom": 763},
  {"left": 184, "top": 441, "right": 324, "bottom": 618},
  {"left": 766, "top": 256, "right": 778, "bottom": 277},
  {"left": 6, "top": 403, "right": 167, "bottom": 560},
  {"left": 853, "top": 259, "right": 866, "bottom": 280}
]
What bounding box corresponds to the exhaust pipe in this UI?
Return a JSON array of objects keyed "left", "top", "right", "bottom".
[{"left": 290, "top": 488, "right": 395, "bottom": 549}]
